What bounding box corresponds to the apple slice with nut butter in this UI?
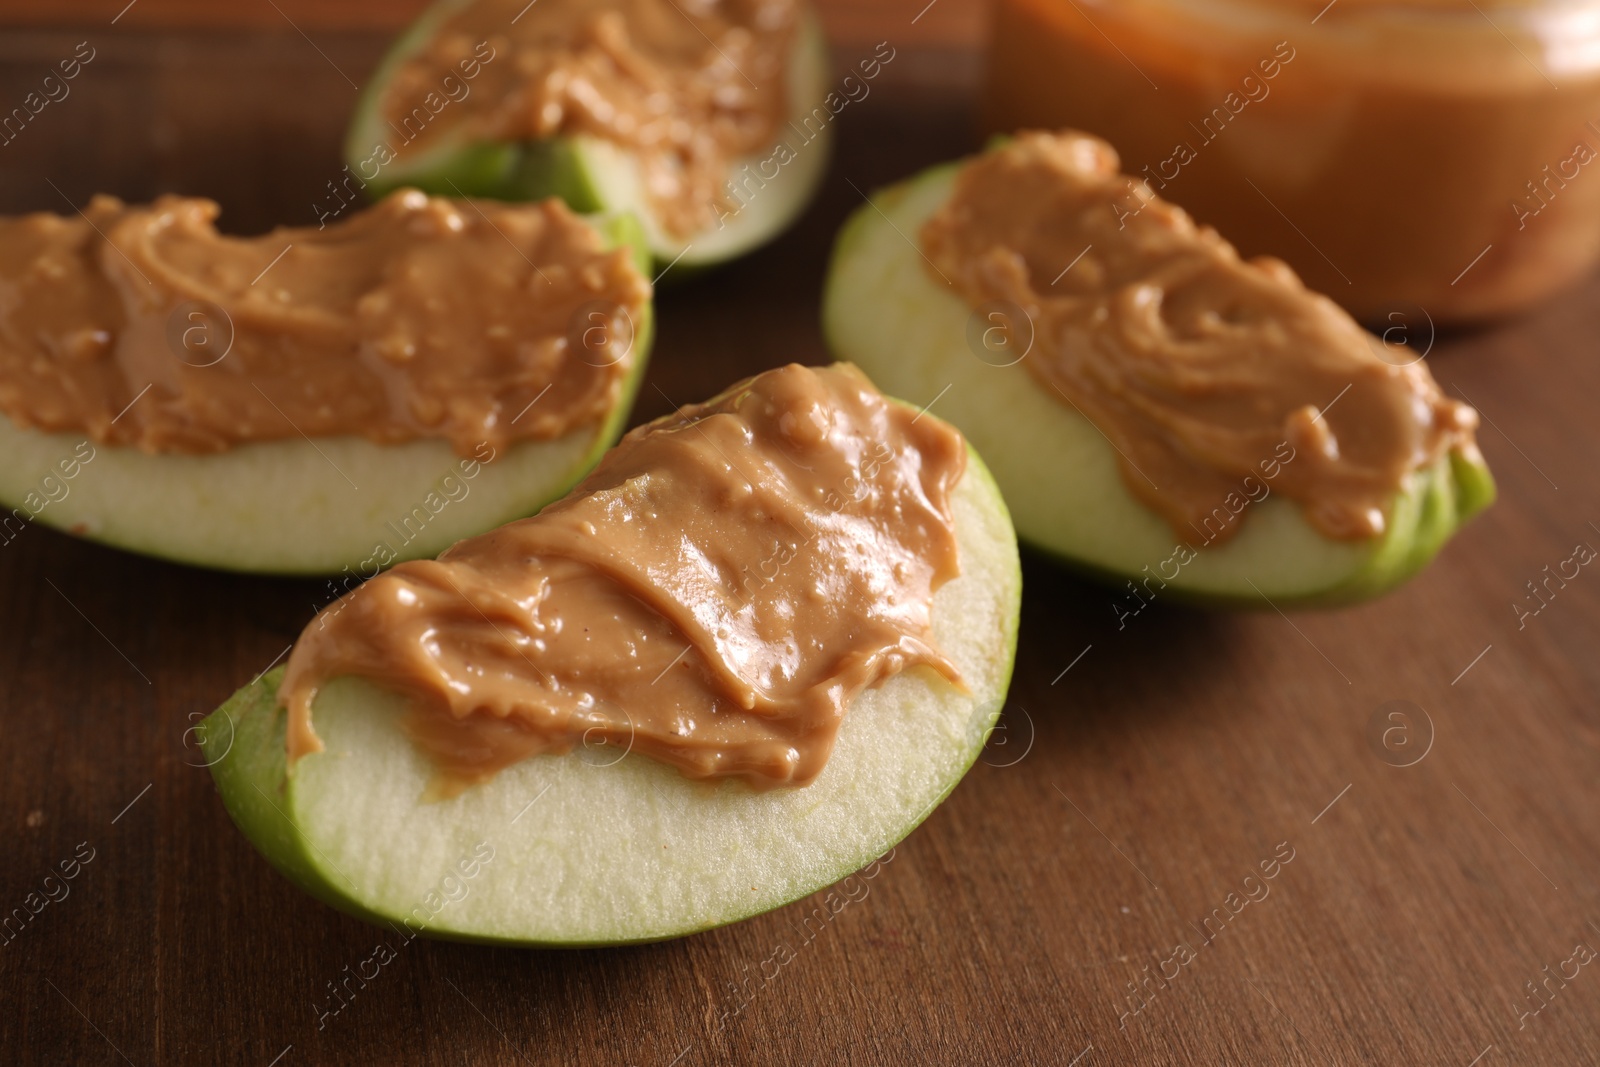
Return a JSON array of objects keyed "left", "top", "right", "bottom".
[
  {"left": 198, "top": 363, "right": 1021, "bottom": 945},
  {"left": 0, "top": 191, "right": 653, "bottom": 574},
  {"left": 346, "top": 0, "right": 835, "bottom": 270},
  {"left": 823, "top": 131, "right": 1495, "bottom": 606}
]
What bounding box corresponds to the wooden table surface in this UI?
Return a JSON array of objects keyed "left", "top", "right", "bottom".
[{"left": 3, "top": 7, "right": 1599, "bottom": 1066}]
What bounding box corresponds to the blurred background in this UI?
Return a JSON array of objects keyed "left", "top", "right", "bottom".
[{"left": 0, "top": 0, "right": 982, "bottom": 44}]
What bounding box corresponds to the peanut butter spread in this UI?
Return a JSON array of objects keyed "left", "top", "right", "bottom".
[
  {"left": 0, "top": 191, "right": 648, "bottom": 456},
  {"left": 378, "top": 0, "right": 796, "bottom": 238},
  {"left": 921, "top": 131, "right": 1481, "bottom": 543},
  {"left": 280, "top": 363, "right": 967, "bottom": 791}
]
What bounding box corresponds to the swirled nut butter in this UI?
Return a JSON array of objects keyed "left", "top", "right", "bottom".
[
  {"left": 379, "top": 0, "right": 797, "bottom": 238},
  {"left": 280, "top": 363, "right": 968, "bottom": 792},
  {"left": 0, "top": 191, "right": 648, "bottom": 457},
  {"left": 920, "top": 131, "right": 1481, "bottom": 543},
  {"left": 984, "top": 0, "right": 1600, "bottom": 322}
]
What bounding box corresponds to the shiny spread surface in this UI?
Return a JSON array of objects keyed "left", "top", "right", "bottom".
[
  {"left": 280, "top": 363, "right": 967, "bottom": 792},
  {"left": 0, "top": 191, "right": 648, "bottom": 456},
  {"left": 380, "top": 0, "right": 797, "bottom": 238},
  {"left": 921, "top": 131, "right": 1480, "bottom": 543},
  {"left": 983, "top": 0, "right": 1600, "bottom": 322}
]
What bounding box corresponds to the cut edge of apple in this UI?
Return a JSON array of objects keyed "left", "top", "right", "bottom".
[
  {"left": 345, "top": 4, "right": 834, "bottom": 268},
  {"left": 199, "top": 438, "right": 1020, "bottom": 946},
  {"left": 0, "top": 214, "right": 654, "bottom": 576},
  {"left": 821, "top": 161, "right": 1495, "bottom": 608}
]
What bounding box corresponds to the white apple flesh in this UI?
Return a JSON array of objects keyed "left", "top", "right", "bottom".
[
  {"left": 346, "top": 2, "right": 835, "bottom": 269},
  {"left": 0, "top": 215, "right": 654, "bottom": 576},
  {"left": 200, "top": 436, "right": 1021, "bottom": 945},
  {"left": 822, "top": 162, "right": 1495, "bottom": 606}
]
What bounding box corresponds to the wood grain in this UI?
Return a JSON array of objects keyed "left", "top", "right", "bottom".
[
  {"left": 0, "top": 0, "right": 986, "bottom": 48},
  {"left": 2, "top": 12, "right": 1599, "bottom": 1067}
]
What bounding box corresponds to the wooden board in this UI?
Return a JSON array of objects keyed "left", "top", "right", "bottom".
[
  {"left": 0, "top": 0, "right": 983, "bottom": 47},
  {"left": 2, "top": 14, "right": 1598, "bottom": 1067}
]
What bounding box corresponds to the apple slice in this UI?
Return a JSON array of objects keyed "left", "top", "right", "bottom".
[
  {"left": 0, "top": 214, "right": 653, "bottom": 576},
  {"left": 822, "top": 162, "right": 1495, "bottom": 606},
  {"left": 199, "top": 436, "right": 1019, "bottom": 945},
  {"left": 345, "top": 3, "right": 833, "bottom": 269}
]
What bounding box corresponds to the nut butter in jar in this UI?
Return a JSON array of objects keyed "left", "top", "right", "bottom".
[{"left": 983, "top": 0, "right": 1600, "bottom": 323}]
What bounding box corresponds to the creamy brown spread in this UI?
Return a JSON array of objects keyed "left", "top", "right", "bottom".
[
  {"left": 921, "top": 131, "right": 1480, "bottom": 543},
  {"left": 0, "top": 191, "right": 648, "bottom": 456},
  {"left": 279, "top": 363, "right": 967, "bottom": 792},
  {"left": 378, "top": 0, "right": 796, "bottom": 238}
]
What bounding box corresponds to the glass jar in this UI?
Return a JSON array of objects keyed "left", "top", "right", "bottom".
[{"left": 983, "top": 0, "right": 1600, "bottom": 324}]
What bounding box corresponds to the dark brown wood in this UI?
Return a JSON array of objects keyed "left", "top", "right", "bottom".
[
  {"left": 0, "top": 0, "right": 984, "bottom": 47},
  {"left": 3, "top": 13, "right": 1598, "bottom": 1067}
]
